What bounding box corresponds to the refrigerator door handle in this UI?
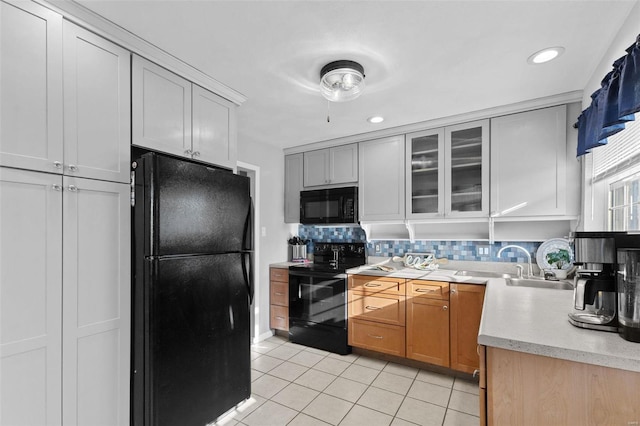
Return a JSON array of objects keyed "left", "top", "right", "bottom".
[
  {"left": 242, "top": 198, "right": 253, "bottom": 251},
  {"left": 242, "top": 252, "right": 254, "bottom": 305}
]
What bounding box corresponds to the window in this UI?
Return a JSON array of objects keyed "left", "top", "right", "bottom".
[
  {"left": 609, "top": 172, "right": 640, "bottom": 231},
  {"left": 591, "top": 113, "right": 640, "bottom": 231}
]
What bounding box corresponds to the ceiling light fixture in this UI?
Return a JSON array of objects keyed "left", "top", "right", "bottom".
[
  {"left": 527, "top": 47, "right": 565, "bottom": 65},
  {"left": 320, "top": 60, "right": 365, "bottom": 103},
  {"left": 367, "top": 116, "right": 384, "bottom": 124}
]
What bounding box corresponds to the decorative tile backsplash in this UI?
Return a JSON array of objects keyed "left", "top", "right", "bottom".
[{"left": 297, "top": 225, "right": 542, "bottom": 264}]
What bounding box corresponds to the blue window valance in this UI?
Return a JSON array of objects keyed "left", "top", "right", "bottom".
[{"left": 577, "top": 35, "right": 640, "bottom": 157}]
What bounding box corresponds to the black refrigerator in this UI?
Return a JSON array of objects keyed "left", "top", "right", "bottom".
[{"left": 131, "top": 151, "right": 253, "bottom": 426}]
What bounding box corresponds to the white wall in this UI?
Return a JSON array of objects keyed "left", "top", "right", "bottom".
[
  {"left": 580, "top": 1, "right": 640, "bottom": 231},
  {"left": 237, "top": 139, "right": 291, "bottom": 341},
  {"left": 582, "top": 1, "right": 640, "bottom": 106}
]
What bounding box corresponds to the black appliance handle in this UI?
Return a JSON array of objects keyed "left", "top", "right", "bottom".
[
  {"left": 243, "top": 197, "right": 253, "bottom": 251},
  {"left": 242, "top": 252, "right": 254, "bottom": 305}
]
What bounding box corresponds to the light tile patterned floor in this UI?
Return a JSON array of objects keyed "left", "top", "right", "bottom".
[{"left": 216, "top": 335, "right": 480, "bottom": 426}]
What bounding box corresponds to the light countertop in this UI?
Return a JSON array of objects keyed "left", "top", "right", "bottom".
[
  {"left": 478, "top": 277, "right": 640, "bottom": 372},
  {"left": 270, "top": 259, "right": 640, "bottom": 372}
]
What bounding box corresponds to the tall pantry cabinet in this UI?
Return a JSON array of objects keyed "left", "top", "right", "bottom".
[{"left": 0, "top": 2, "right": 131, "bottom": 425}]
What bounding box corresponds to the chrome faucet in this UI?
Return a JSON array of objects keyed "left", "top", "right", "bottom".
[{"left": 497, "top": 245, "right": 533, "bottom": 278}]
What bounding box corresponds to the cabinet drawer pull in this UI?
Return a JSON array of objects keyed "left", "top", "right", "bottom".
[
  {"left": 415, "top": 287, "right": 439, "bottom": 293},
  {"left": 275, "top": 292, "right": 284, "bottom": 296},
  {"left": 364, "top": 283, "right": 382, "bottom": 287},
  {"left": 365, "top": 305, "right": 381, "bottom": 311},
  {"left": 276, "top": 316, "right": 285, "bottom": 320},
  {"left": 367, "top": 334, "right": 383, "bottom": 339}
]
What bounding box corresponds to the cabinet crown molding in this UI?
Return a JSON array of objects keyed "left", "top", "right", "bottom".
[{"left": 40, "top": 0, "right": 247, "bottom": 106}]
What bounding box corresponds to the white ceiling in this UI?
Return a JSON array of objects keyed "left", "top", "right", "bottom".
[{"left": 73, "top": 0, "right": 637, "bottom": 150}]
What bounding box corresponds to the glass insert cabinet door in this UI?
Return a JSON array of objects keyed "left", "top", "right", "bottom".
[
  {"left": 406, "top": 129, "right": 445, "bottom": 217},
  {"left": 445, "top": 120, "right": 489, "bottom": 216}
]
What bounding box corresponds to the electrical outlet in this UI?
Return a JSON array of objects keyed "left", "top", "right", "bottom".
[
  {"left": 375, "top": 243, "right": 382, "bottom": 253},
  {"left": 477, "top": 245, "right": 490, "bottom": 256}
]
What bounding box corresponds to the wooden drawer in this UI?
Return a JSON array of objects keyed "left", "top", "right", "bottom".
[
  {"left": 407, "top": 280, "right": 449, "bottom": 300},
  {"left": 349, "top": 275, "right": 405, "bottom": 296},
  {"left": 270, "top": 267, "right": 288, "bottom": 283},
  {"left": 348, "top": 318, "right": 405, "bottom": 357},
  {"left": 270, "top": 281, "right": 288, "bottom": 306},
  {"left": 348, "top": 291, "right": 405, "bottom": 326},
  {"left": 270, "top": 305, "right": 288, "bottom": 331}
]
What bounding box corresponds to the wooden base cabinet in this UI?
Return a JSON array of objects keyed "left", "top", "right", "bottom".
[
  {"left": 269, "top": 267, "right": 289, "bottom": 331},
  {"left": 485, "top": 347, "right": 640, "bottom": 425},
  {"left": 450, "top": 283, "right": 486, "bottom": 373},
  {"left": 406, "top": 280, "right": 450, "bottom": 366},
  {"left": 348, "top": 275, "right": 406, "bottom": 357}
]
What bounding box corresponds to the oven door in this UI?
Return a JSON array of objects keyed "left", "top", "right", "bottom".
[{"left": 288, "top": 270, "right": 347, "bottom": 328}]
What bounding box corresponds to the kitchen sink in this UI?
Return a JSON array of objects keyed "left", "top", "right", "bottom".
[
  {"left": 506, "top": 278, "right": 574, "bottom": 290},
  {"left": 454, "top": 270, "right": 513, "bottom": 279}
]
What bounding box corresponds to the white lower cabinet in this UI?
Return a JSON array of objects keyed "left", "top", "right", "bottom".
[
  {"left": 0, "top": 167, "right": 130, "bottom": 426},
  {"left": 0, "top": 168, "right": 63, "bottom": 426},
  {"left": 62, "top": 176, "right": 131, "bottom": 426}
]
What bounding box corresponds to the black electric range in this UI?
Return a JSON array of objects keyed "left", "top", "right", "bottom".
[{"left": 288, "top": 242, "right": 366, "bottom": 354}]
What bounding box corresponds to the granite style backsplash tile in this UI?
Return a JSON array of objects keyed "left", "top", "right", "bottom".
[{"left": 297, "top": 225, "right": 542, "bottom": 264}]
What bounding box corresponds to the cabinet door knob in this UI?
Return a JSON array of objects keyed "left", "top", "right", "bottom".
[
  {"left": 443, "top": 305, "right": 448, "bottom": 311},
  {"left": 68, "top": 164, "right": 78, "bottom": 172},
  {"left": 52, "top": 184, "right": 62, "bottom": 191},
  {"left": 67, "top": 185, "right": 78, "bottom": 192},
  {"left": 184, "top": 149, "right": 193, "bottom": 156},
  {"left": 451, "top": 289, "right": 457, "bottom": 293},
  {"left": 53, "top": 161, "right": 63, "bottom": 169},
  {"left": 192, "top": 151, "right": 200, "bottom": 158}
]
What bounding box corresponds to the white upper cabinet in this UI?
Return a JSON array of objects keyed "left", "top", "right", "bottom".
[
  {"left": 0, "top": 0, "right": 63, "bottom": 174},
  {"left": 192, "top": 84, "right": 237, "bottom": 169},
  {"left": 0, "top": 3, "right": 130, "bottom": 182},
  {"left": 491, "top": 105, "right": 568, "bottom": 217},
  {"left": 132, "top": 55, "right": 192, "bottom": 157},
  {"left": 133, "top": 55, "right": 237, "bottom": 169},
  {"left": 406, "top": 120, "right": 489, "bottom": 219},
  {"left": 0, "top": 167, "right": 63, "bottom": 426},
  {"left": 285, "top": 153, "right": 303, "bottom": 223},
  {"left": 445, "top": 120, "right": 490, "bottom": 218},
  {"left": 63, "top": 21, "right": 131, "bottom": 183},
  {"left": 303, "top": 144, "right": 358, "bottom": 187},
  {"left": 406, "top": 128, "right": 445, "bottom": 218},
  {"left": 359, "top": 136, "right": 405, "bottom": 221}
]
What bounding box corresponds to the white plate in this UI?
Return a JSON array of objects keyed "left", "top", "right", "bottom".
[{"left": 536, "top": 238, "right": 573, "bottom": 270}]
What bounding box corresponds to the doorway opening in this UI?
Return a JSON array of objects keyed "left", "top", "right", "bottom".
[{"left": 237, "top": 162, "right": 260, "bottom": 343}]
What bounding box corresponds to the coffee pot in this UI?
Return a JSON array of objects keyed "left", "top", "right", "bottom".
[{"left": 568, "top": 232, "right": 619, "bottom": 332}]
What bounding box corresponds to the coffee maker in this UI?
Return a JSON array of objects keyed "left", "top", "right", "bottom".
[
  {"left": 568, "top": 232, "right": 621, "bottom": 332},
  {"left": 618, "top": 248, "right": 640, "bottom": 342}
]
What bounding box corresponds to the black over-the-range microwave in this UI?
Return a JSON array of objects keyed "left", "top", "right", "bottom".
[{"left": 299, "top": 186, "right": 358, "bottom": 224}]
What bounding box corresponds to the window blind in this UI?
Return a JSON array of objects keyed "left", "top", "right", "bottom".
[{"left": 593, "top": 113, "right": 640, "bottom": 181}]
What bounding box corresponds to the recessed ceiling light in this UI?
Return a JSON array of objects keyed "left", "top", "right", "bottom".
[
  {"left": 367, "top": 116, "right": 384, "bottom": 124},
  {"left": 527, "top": 47, "right": 565, "bottom": 65}
]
